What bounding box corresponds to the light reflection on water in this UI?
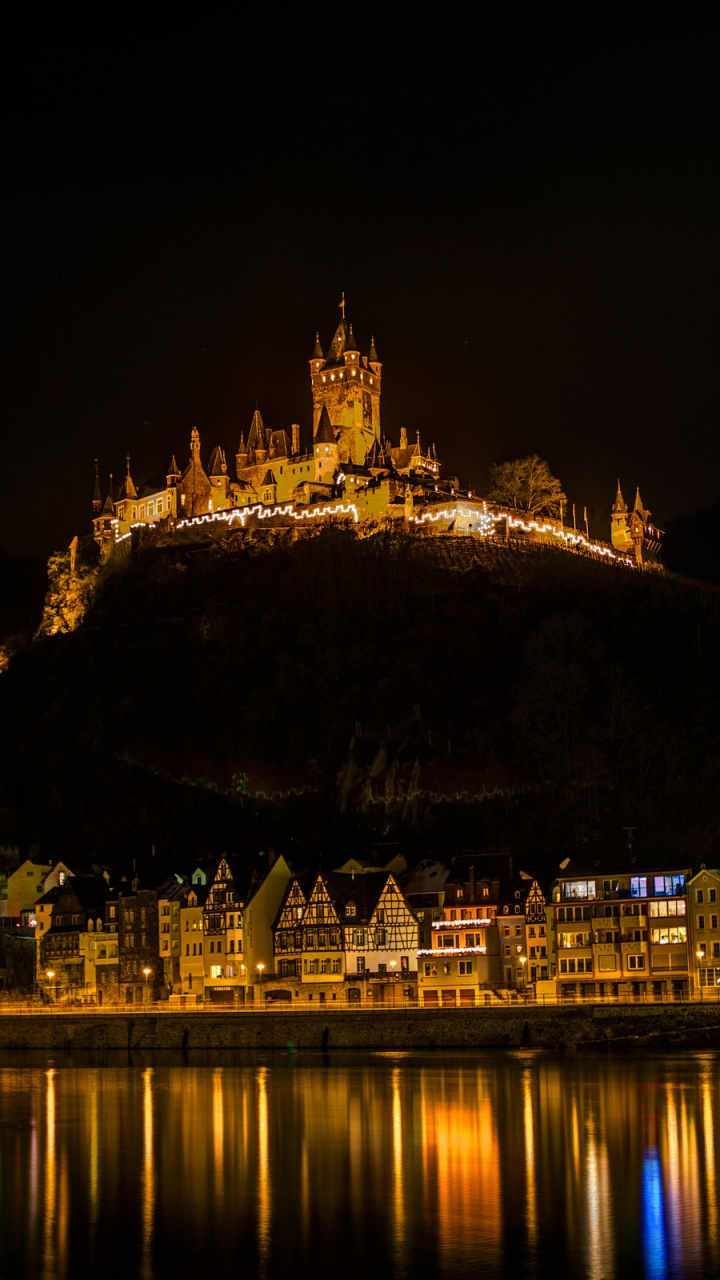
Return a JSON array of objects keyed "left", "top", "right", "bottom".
[{"left": 0, "top": 1051, "right": 718, "bottom": 1280}]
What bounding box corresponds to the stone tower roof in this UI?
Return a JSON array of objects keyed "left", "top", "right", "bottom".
[{"left": 315, "top": 404, "right": 336, "bottom": 445}]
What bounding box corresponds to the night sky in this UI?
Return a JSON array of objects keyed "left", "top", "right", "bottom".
[{"left": 4, "top": 7, "right": 718, "bottom": 559}]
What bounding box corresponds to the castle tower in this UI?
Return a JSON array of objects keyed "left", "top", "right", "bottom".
[
  {"left": 314, "top": 405, "right": 339, "bottom": 485},
  {"left": 610, "top": 479, "right": 632, "bottom": 553},
  {"left": 310, "top": 296, "right": 381, "bottom": 466},
  {"left": 207, "top": 445, "right": 230, "bottom": 506}
]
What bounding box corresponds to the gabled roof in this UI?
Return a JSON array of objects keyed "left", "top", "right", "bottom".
[
  {"left": 323, "top": 870, "right": 393, "bottom": 923},
  {"left": 261, "top": 469, "right": 278, "bottom": 487}
]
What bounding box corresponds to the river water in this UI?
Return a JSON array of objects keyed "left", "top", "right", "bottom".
[{"left": 0, "top": 1049, "right": 717, "bottom": 1280}]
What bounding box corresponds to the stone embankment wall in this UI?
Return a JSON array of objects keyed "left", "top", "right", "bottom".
[{"left": 1, "top": 1004, "right": 719, "bottom": 1053}]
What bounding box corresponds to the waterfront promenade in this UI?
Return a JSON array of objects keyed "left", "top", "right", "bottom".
[{"left": 1, "top": 1001, "right": 720, "bottom": 1051}]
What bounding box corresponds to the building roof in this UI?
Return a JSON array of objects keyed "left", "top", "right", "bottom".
[{"left": 314, "top": 404, "right": 336, "bottom": 445}]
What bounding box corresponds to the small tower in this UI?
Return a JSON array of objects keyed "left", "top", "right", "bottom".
[
  {"left": 166, "top": 455, "right": 181, "bottom": 489},
  {"left": 314, "top": 405, "right": 339, "bottom": 485},
  {"left": 207, "top": 445, "right": 230, "bottom": 507},
  {"left": 93, "top": 475, "right": 116, "bottom": 547},
  {"left": 610, "top": 479, "right": 632, "bottom": 553},
  {"left": 92, "top": 459, "right": 102, "bottom": 515}
]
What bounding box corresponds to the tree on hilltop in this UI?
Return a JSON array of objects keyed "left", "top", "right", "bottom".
[{"left": 487, "top": 454, "right": 566, "bottom": 517}]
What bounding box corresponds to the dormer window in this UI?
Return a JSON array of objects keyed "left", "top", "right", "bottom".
[{"left": 346, "top": 903, "right": 356, "bottom": 917}]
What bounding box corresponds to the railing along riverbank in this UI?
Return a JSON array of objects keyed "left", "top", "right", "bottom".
[{"left": 1, "top": 1002, "right": 720, "bottom": 1053}]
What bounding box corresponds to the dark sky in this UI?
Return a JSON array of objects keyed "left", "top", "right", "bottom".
[{"left": 4, "top": 7, "right": 718, "bottom": 557}]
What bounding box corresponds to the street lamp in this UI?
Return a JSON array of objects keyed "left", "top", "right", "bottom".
[
  {"left": 143, "top": 966, "right": 152, "bottom": 1006},
  {"left": 46, "top": 969, "right": 55, "bottom": 1005},
  {"left": 256, "top": 963, "right": 265, "bottom": 1007},
  {"left": 519, "top": 955, "right": 527, "bottom": 994}
]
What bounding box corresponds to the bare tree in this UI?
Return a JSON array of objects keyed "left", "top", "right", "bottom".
[{"left": 487, "top": 454, "right": 566, "bottom": 516}]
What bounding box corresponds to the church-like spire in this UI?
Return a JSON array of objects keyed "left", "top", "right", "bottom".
[
  {"left": 311, "top": 331, "right": 324, "bottom": 360},
  {"left": 102, "top": 474, "right": 114, "bottom": 515},
  {"left": 346, "top": 323, "right": 359, "bottom": 353},
  {"left": 634, "top": 486, "right": 649, "bottom": 521},
  {"left": 315, "top": 404, "right": 335, "bottom": 445},
  {"left": 612, "top": 478, "right": 627, "bottom": 513},
  {"left": 369, "top": 335, "right": 380, "bottom": 364},
  {"left": 92, "top": 458, "right": 102, "bottom": 513},
  {"left": 122, "top": 453, "right": 137, "bottom": 500}
]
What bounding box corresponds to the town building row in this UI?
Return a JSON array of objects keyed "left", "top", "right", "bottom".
[{"left": 1, "top": 848, "right": 718, "bottom": 1006}]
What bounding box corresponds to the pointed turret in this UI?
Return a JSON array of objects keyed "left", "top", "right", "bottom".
[
  {"left": 166, "top": 455, "right": 180, "bottom": 488},
  {"left": 92, "top": 459, "right": 102, "bottom": 514},
  {"left": 120, "top": 453, "right": 137, "bottom": 500},
  {"left": 612, "top": 478, "right": 627, "bottom": 513},
  {"left": 311, "top": 331, "right": 324, "bottom": 360},
  {"left": 369, "top": 334, "right": 382, "bottom": 376},
  {"left": 314, "top": 404, "right": 339, "bottom": 483},
  {"left": 236, "top": 431, "right": 248, "bottom": 472},
  {"left": 346, "top": 324, "right": 359, "bottom": 353},
  {"left": 102, "top": 475, "right": 114, "bottom": 515},
  {"left": 315, "top": 404, "right": 335, "bottom": 445},
  {"left": 207, "top": 446, "right": 227, "bottom": 477},
  {"left": 246, "top": 408, "right": 266, "bottom": 464},
  {"left": 634, "top": 486, "right": 649, "bottom": 521}
]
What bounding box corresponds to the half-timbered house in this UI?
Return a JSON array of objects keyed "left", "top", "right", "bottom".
[{"left": 272, "top": 871, "right": 418, "bottom": 1005}]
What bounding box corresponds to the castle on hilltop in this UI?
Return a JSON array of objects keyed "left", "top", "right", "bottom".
[{"left": 90, "top": 300, "right": 661, "bottom": 566}]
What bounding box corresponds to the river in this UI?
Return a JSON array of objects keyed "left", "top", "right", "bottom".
[{"left": 0, "top": 1049, "right": 717, "bottom": 1279}]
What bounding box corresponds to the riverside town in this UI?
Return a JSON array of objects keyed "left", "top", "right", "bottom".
[{"left": 1, "top": 848, "right": 719, "bottom": 1010}]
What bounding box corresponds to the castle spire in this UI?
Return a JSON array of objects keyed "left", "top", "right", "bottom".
[
  {"left": 612, "top": 478, "right": 627, "bottom": 513},
  {"left": 369, "top": 335, "right": 380, "bottom": 364},
  {"left": 122, "top": 453, "right": 137, "bottom": 500},
  {"left": 314, "top": 404, "right": 335, "bottom": 445},
  {"left": 92, "top": 458, "right": 102, "bottom": 514},
  {"left": 311, "top": 331, "right": 324, "bottom": 360}
]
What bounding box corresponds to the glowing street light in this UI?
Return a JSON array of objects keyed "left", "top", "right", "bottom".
[
  {"left": 519, "top": 955, "right": 528, "bottom": 992},
  {"left": 256, "top": 963, "right": 265, "bottom": 1007},
  {"left": 46, "top": 969, "right": 55, "bottom": 1005},
  {"left": 143, "top": 966, "right": 152, "bottom": 1006}
]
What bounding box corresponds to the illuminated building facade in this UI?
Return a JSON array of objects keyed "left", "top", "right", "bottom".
[
  {"left": 37, "top": 875, "right": 117, "bottom": 1003},
  {"left": 548, "top": 861, "right": 693, "bottom": 1001},
  {"left": 688, "top": 865, "right": 720, "bottom": 994},
  {"left": 273, "top": 870, "right": 418, "bottom": 1004},
  {"left": 416, "top": 857, "right": 547, "bottom": 1006}
]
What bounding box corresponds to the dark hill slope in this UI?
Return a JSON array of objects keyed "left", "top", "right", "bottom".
[{"left": 1, "top": 527, "right": 719, "bottom": 868}]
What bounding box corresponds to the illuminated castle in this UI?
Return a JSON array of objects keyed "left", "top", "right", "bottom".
[
  {"left": 93, "top": 299, "right": 443, "bottom": 547},
  {"left": 90, "top": 300, "right": 660, "bottom": 568}
]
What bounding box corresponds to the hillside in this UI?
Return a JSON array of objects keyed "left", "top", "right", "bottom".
[{"left": 1, "top": 526, "right": 719, "bottom": 872}]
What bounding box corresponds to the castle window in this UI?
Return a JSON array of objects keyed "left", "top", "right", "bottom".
[{"left": 140, "top": 506, "right": 146, "bottom": 518}]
